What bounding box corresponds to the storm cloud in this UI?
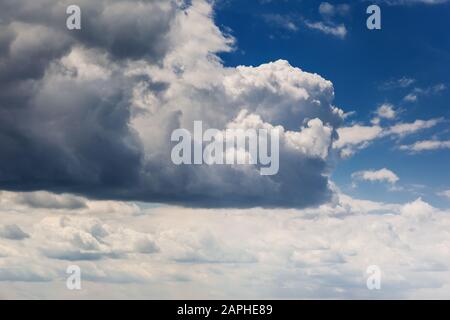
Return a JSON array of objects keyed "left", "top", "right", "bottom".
[{"left": 0, "top": 0, "right": 344, "bottom": 208}]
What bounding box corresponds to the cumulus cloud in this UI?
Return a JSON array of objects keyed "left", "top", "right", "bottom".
[
  {"left": 400, "top": 197, "right": 435, "bottom": 221},
  {"left": 333, "top": 125, "right": 383, "bottom": 157},
  {"left": 0, "top": 0, "right": 347, "bottom": 209},
  {"left": 376, "top": 104, "right": 396, "bottom": 120},
  {"left": 34, "top": 216, "right": 159, "bottom": 260},
  {"left": 352, "top": 168, "right": 400, "bottom": 184}
]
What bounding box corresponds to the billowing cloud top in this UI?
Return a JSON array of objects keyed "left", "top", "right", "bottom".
[{"left": 0, "top": 0, "right": 344, "bottom": 208}]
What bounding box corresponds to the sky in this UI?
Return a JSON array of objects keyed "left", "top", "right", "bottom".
[{"left": 0, "top": 0, "right": 449, "bottom": 299}]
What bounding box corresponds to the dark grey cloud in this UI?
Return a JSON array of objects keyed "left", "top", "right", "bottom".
[
  {"left": 0, "top": 0, "right": 342, "bottom": 209},
  {"left": 0, "top": 0, "right": 170, "bottom": 197},
  {"left": 0, "top": 0, "right": 176, "bottom": 60},
  {"left": 0, "top": 224, "right": 30, "bottom": 240}
]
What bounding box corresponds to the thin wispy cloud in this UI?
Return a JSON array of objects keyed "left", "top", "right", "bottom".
[
  {"left": 334, "top": 117, "right": 443, "bottom": 157},
  {"left": 380, "top": 77, "right": 416, "bottom": 90},
  {"left": 262, "top": 14, "right": 299, "bottom": 32},
  {"left": 378, "top": 0, "right": 449, "bottom": 5},
  {"left": 438, "top": 189, "right": 450, "bottom": 199},
  {"left": 403, "top": 84, "right": 447, "bottom": 102},
  {"left": 302, "top": 2, "right": 350, "bottom": 39},
  {"left": 304, "top": 21, "right": 347, "bottom": 39},
  {"left": 319, "top": 2, "right": 351, "bottom": 18},
  {"left": 400, "top": 140, "right": 450, "bottom": 152}
]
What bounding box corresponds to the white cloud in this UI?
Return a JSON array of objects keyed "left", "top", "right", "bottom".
[
  {"left": 262, "top": 14, "right": 298, "bottom": 32},
  {"left": 438, "top": 190, "right": 450, "bottom": 199},
  {"left": 372, "top": 103, "right": 396, "bottom": 125},
  {"left": 227, "top": 110, "right": 333, "bottom": 160},
  {"left": 400, "top": 197, "right": 435, "bottom": 221},
  {"left": 34, "top": 216, "right": 159, "bottom": 261},
  {"left": 221, "top": 60, "right": 337, "bottom": 128},
  {"left": 334, "top": 116, "right": 443, "bottom": 157},
  {"left": 352, "top": 168, "right": 400, "bottom": 184},
  {"left": 381, "top": 77, "right": 416, "bottom": 89},
  {"left": 387, "top": 118, "right": 442, "bottom": 136},
  {"left": 376, "top": 103, "right": 396, "bottom": 120},
  {"left": 319, "top": 2, "right": 335, "bottom": 16},
  {"left": 283, "top": 118, "right": 333, "bottom": 159},
  {"left": 304, "top": 21, "right": 347, "bottom": 39},
  {"left": 334, "top": 125, "right": 383, "bottom": 149},
  {"left": 403, "top": 93, "right": 418, "bottom": 102},
  {"left": 319, "top": 2, "right": 351, "bottom": 17},
  {"left": 309, "top": 3, "right": 350, "bottom": 40},
  {"left": 403, "top": 84, "right": 447, "bottom": 102},
  {"left": 400, "top": 140, "right": 450, "bottom": 152}
]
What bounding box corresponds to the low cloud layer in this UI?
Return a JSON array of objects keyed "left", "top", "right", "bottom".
[{"left": 0, "top": 190, "right": 450, "bottom": 299}]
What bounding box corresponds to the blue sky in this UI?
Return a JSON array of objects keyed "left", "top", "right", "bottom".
[{"left": 216, "top": 0, "right": 450, "bottom": 207}]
